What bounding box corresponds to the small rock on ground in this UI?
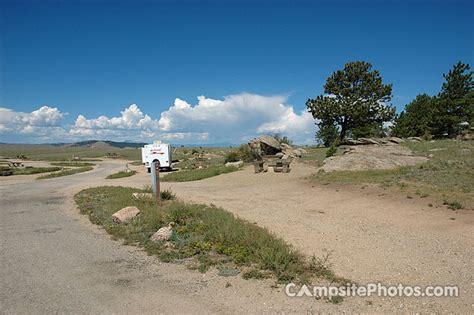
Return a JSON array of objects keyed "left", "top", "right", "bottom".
[
  {"left": 150, "top": 223, "right": 175, "bottom": 242},
  {"left": 225, "top": 161, "right": 244, "bottom": 167},
  {"left": 132, "top": 192, "right": 153, "bottom": 200},
  {"left": 112, "top": 206, "right": 140, "bottom": 223}
]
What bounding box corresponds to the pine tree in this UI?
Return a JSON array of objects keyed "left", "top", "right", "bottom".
[
  {"left": 431, "top": 62, "right": 473, "bottom": 137},
  {"left": 392, "top": 94, "right": 435, "bottom": 138},
  {"left": 306, "top": 61, "right": 395, "bottom": 142}
]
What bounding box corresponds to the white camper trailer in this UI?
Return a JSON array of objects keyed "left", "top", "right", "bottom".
[{"left": 141, "top": 141, "right": 172, "bottom": 173}]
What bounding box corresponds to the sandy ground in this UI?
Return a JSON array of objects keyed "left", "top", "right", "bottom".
[{"left": 1, "top": 159, "right": 473, "bottom": 313}]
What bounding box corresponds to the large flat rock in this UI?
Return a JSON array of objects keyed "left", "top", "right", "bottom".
[{"left": 321, "top": 145, "right": 428, "bottom": 172}]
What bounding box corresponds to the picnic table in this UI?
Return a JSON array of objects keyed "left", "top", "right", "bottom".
[{"left": 254, "top": 155, "right": 291, "bottom": 173}]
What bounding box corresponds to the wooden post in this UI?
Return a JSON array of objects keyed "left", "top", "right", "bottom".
[
  {"left": 155, "top": 161, "right": 161, "bottom": 202},
  {"left": 151, "top": 161, "right": 161, "bottom": 203}
]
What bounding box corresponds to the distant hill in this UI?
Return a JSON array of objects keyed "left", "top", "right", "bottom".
[
  {"left": 0, "top": 140, "right": 236, "bottom": 149},
  {"left": 65, "top": 140, "right": 237, "bottom": 148},
  {"left": 66, "top": 140, "right": 147, "bottom": 149}
]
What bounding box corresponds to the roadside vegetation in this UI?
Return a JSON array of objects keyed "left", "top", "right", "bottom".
[
  {"left": 37, "top": 166, "right": 94, "bottom": 179},
  {"left": 106, "top": 170, "right": 137, "bottom": 179},
  {"left": 0, "top": 166, "right": 62, "bottom": 176},
  {"left": 313, "top": 140, "right": 474, "bottom": 209},
  {"left": 75, "top": 186, "right": 346, "bottom": 285},
  {"left": 51, "top": 161, "right": 96, "bottom": 167},
  {"left": 162, "top": 165, "right": 240, "bottom": 182}
]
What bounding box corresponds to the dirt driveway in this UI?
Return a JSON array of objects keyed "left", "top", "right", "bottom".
[{"left": 154, "top": 162, "right": 473, "bottom": 312}]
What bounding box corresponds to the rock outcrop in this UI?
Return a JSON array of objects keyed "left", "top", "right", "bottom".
[
  {"left": 343, "top": 137, "right": 412, "bottom": 146},
  {"left": 249, "top": 136, "right": 307, "bottom": 160},
  {"left": 321, "top": 145, "right": 428, "bottom": 172}
]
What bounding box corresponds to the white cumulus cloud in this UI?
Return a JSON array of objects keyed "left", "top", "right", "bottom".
[
  {"left": 0, "top": 106, "right": 64, "bottom": 129},
  {"left": 158, "top": 93, "right": 315, "bottom": 143},
  {"left": 0, "top": 93, "right": 317, "bottom": 144},
  {"left": 0, "top": 106, "right": 67, "bottom": 141},
  {"left": 70, "top": 104, "right": 159, "bottom": 140}
]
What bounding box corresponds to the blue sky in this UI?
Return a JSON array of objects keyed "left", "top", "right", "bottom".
[{"left": 0, "top": 0, "right": 473, "bottom": 144}]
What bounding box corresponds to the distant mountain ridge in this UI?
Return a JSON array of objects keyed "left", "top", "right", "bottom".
[
  {"left": 0, "top": 140, "right": 237, "bottom": 148},
  {"left": 49, "top": 140, "right": 237, "bottom": 148},
  {"left": 66, "top": 140, "right": 147, "bottom": 149}
]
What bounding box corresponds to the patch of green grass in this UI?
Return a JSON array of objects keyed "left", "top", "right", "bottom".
[
  {"left": 74, "top": 186, "right": 344, "bottom": 285},
  {"left": 312, "top": 140, "right": 474, "bottom": 208},
  {"left": 242, "top": 269, "right": 268, "bottom": 280},
  {"left": 443, "top": 199, "right": 464, "bottom": 210},
  {"left": 314, "top": 168, "right": 399, "bottom": 185},
  {"left": 106, "top": 170, "right": 137, "bottom": 179},
  {"left": 0, "top": 166, "right": 62, "bottom": 176},
  {"left": 307, "top": 253, "right": 339, "bottom": 282},
  {"left": 37, "top": 166, "right": 93, "bottom": 179},
  {"left": 300, "top": 146, "right": 342, "bottom": 167},
  {"left": 162, "top": 165, "right": 240, "bottom": 182},
  {"left": 50, "top": 161, "right": 95, "bottom": 167}
]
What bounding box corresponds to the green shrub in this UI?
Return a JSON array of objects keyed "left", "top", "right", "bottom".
[
  {"left": 160, "top": 189, "right": 176, "bottom": 200},
  {"left": 237, "top": 144, "right": 255, "bottom": 162},
  {"left": 225, "top": 144, "right": 255, "bottom": 163},
  {"left": 325, "top": 145, "right": 337, "bottom": 158},
  {"left": 224, "top": 151, "right": 240, "bottom": 163}
]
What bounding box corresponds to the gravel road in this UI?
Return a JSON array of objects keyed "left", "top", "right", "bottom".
[{"left": 1, "top": 161, "right": 228, "bottom": 313}]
